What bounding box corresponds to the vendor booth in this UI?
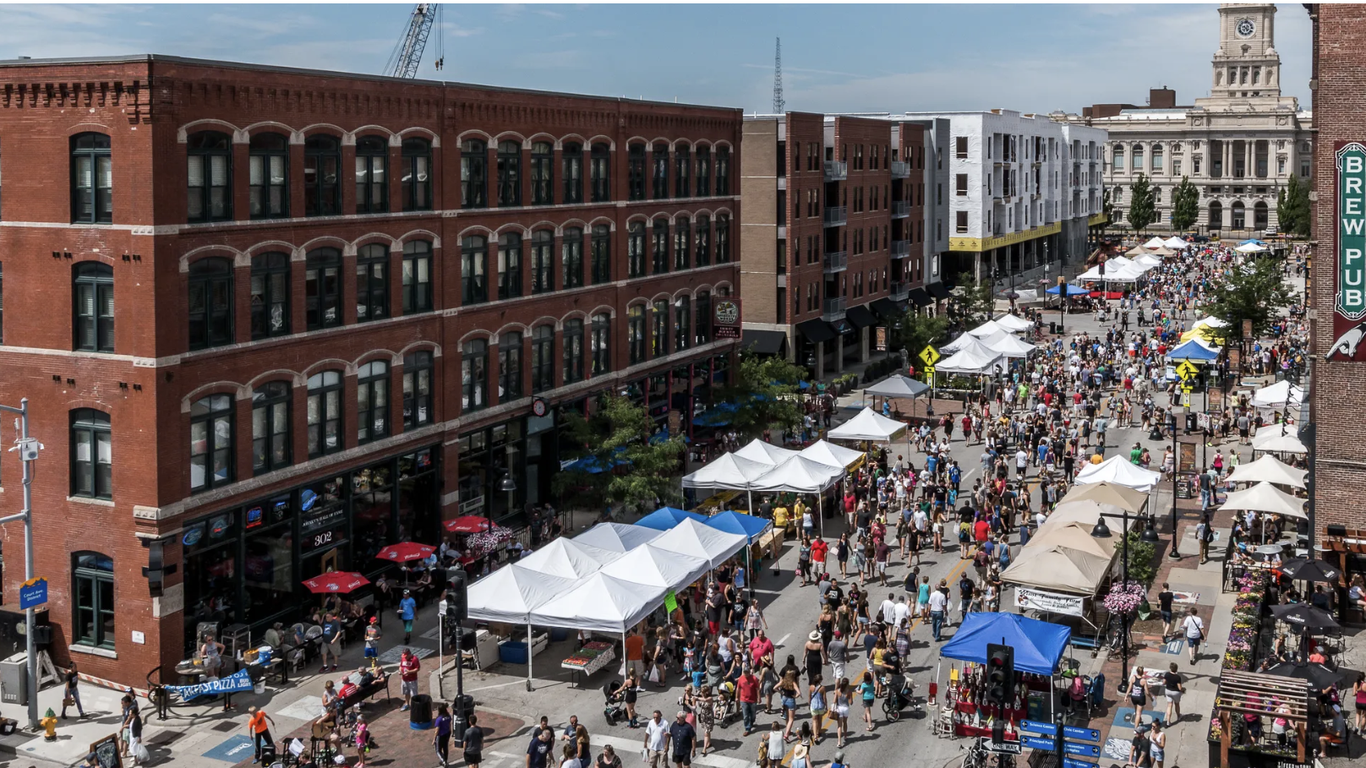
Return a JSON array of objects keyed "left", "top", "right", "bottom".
[
  {"left": 634, "top": 506, "right": 708, "bottom": 531},
  {"left": 937, "top": 613, "right": 1072, "bottom": 738},
  {"left": 1073, "top": 455, "right": 1162, "bottom": 493},
  {"left": 827, "top": 407, "right": 909, "bottom": 443}
]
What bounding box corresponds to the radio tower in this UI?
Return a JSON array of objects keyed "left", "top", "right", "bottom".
[{"left": 772, "top": 37, "right": 785, "bottom": 114}]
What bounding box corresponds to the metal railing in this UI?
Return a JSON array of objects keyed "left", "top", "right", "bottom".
[
  {"left": 823, "top": 251, "right": 848, "bottom": 272},
  {"left": 823, "top": 206, "right": 847, "bottom": 226},
  {"left": 891, "top": 240, "right": 910, "bottom": 258},
  {"left": 822, "top": 296, "right": 846, "bottom": 320},
  {"left": 824, "top": 161, "right": 847, "bottom": 181},
  {"left": 892, "top": 200, "right": 911, "bottom": 218},
  {"left": 890, "top": 281, "right": 909, "bottom": 300},
  {"left": 890, "top": 161, "right": 910, "bottom": 178}
]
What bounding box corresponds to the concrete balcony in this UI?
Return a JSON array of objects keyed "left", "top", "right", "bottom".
[
  {"left": 822, "top": 296, "right": 847, "bottom": 321},
  {"left": 777, "top": 176, "right": 787, "bottom": 191},
  {"left": 891, "top": 161, "right": 911, "bottom": 178},
  {"left": 823, "top": 206, "right": 847, "bottom": 227},
  {"left": 892, "top": 200, "right": 911, "bottom": 218},
  {"left": 891, "top": 240, "right": 910, "bottom": 259},
  {"left": 824, "top": 161, "right": 847, "bottom": 181},
  {"left": 823, "top": 250, "right": 848, "bottom": 273},
  {"left": 890, "top": 281, "right": 909, "bottom": 301}
]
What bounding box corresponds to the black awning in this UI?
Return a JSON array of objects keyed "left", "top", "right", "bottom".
[
  {"left": 927, "top": 282, "right": 951, "bottom": 299},
  {"left": 845, "top": 304, "right": 877, "bottom": 328},
  {"left": 796, "top": 318, "right": 837, "bottom": 344},
  {"left": 908, "top": 288, "right": 933, "bottom": 307},
  {"left": 871, "top": 298, "right": 902, "bottom": 318},
  {"left": 742, "top": 329, "right": 787, "bottom": 355}
]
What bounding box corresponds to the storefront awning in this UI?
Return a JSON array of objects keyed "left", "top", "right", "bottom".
[
  {"left": 927, "top": 282, "right": 951, "bottom": 300},
  {"left": 871, "top": 298, "right": 902, "bottom": 319},
  {"left": 908, "top": 288, "right": 933, "bottom": 307},
  {"left": 741, "top": 329, "right": 786, "bottom": 356},
  {"left": 795, "top": 318, "right": 837, "bottom": 344},
  {"left": 845, "top": 304, "right": 877, "bottom": 329}
]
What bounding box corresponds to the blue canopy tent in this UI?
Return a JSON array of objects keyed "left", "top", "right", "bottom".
[
  {"left": 939, "top": 612, "right": 1071, "bottom": 675},
  {"left": 1239, "top": 239, "right": 1267, "bottom": 246},
  {"left": 635, "top": 506, "right": 708, "bottom": 531},
  {"left": 704, "top": 510, "right": 773, "bottom": 596},
  {"left": 1045, "top": 283, "right": 1090, "bottom": 296},
  {"left": 693, "top": 401, "right": 740, "bottom": 428},
  {"left": 1167, "top": 339, "right": 1220, "bottom": 362},
  {"left": 564, "top": 446, "right": 628, "bottom": 474}
]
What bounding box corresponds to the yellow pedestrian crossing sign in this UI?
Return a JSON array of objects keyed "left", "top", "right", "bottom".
[
  {"left": 923, "top": 365, "right": 936, "bottom": 376},
  {"left": 1181, "top": 393, "right": 1192, "bottom": 407},
  {"left": 919, "top": 345, "right": 941, "bottom": 367},
  {"left": 1175, "top": 361, "right": 1199, "bottom": 381}
]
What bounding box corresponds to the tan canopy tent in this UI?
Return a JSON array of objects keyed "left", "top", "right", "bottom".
[
  {"left": 1027, "top": 521, "right": 1115, "bottom": 560},
  {"left": 1001, "top": 544, "right": 1114, "bottom": 595},
  {"left": 1059, "top": 481, "right": 1148, "bottom": 513},
  {"left": 1044, "top": 499, "right": 1127, "bottom": 529},
  {"left": 1225, "top": 455, "right": 1307, "bottom": 489},
  {"left": 1220, "top": 481, "right": 1308, "bottom": 520}
]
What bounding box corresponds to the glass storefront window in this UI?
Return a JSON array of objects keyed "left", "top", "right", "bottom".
[
  {"left": 243, "top": 523, "right": 294, "bottom": 624},
  {"left": 353, "top": 463, "right": 395, "bottom": 573}
]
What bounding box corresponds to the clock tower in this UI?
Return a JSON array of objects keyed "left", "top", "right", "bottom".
[{"left": 1209, "top": 3, "right": 1280, "bottom": 101}]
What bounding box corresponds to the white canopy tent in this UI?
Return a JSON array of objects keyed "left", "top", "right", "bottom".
[
  {"left": 1078, "top": 262, "right": 1146, "bottom": 283},
  {"left": 828, "top": 407, "right": 910, "bottom": 442},
  {"left": 1235, "top": 242, "right": 1268, "bottom": 253},
  {"left": 649, "top": 518, "right": 749, "bottom": 569},
  {"left": 1073, "top": 455, "right": 1162, "bottom": 493},
  {"left": 1220, "top": 481, "right": 1308, "bottom": 520},
  {"left": 936, "top": 346, "right": 1007, "bottom": 376},
  {"left": 993, "top": 313, "right": 1034, "bottom": 332},
  {"left": 529, "top": 572, "right": 667, "bottom": 634},
  {"left": 1253, "top": 428, "right": 1308, "bottom": 454},
  {"left": 1135, "top": 254, "right": 1163, "bottom": 269},
  {"left": 1105, "top": 255, "right": 1136, "bottom": 270},
  {"left": 748, "top": 455, "right": 844, "bottom": 494},
  {"left": 515, "top": 537, "right": 623, "bottom": 579},
  {"left": 1253, "top": 380, "right": 1304, "bottom": 408},
  {"left": 1191, "top": 315, "right": 1230, "bottom": 330},
  {"left": 942, "top": 333, "right": 1004, "bottom": 356},
  {"left": 980, "top": 330, "right": 1037, "bottom": 359},
  {"left": 681, "top": 452, "right": 773, "bottom": 490},
  {"left": 734, "top": 438, "right": 800, "bottom": 466},
  {"left": 800, "top": 439, "right": 864, "bottom": 471},
  {"left": 574, "top": 522, "right": 664, "bottom": 553},
  {"left": 600, "top": 544, "right": 711, "bottom": 590},
  {"left": 464, "top": 564, "right": 584, "bottom": 690},
  {"left": 863, "top": 374, "right": 930, "bottom": 399},
  {"left": 1143, "top": 236, "right": 1167, "bottom": 248},
  {"left": 967, "top": 319, "right": 1015, "bottom": 338},
  {"left": 1225, "top": 455, "right": 1307, "bottom": 490},
  {"left": 1163, "top": 236, "right": 1190, "bottom": 249}
]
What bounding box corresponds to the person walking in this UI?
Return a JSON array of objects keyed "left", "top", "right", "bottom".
[
  {"left": 809, "top": 674, "right": 829, "bottom": 742},
  {"left": 60, "top": 661, "right": 86, "bottom": 719},
  {"left": 433, "top": 702, "right": 452, "bottom": 767},
  {"left": 463, "top": 713, "right": 484, "bottom": 768},
  {"left": 928, "top": 584, "right": 948, "bottom": 642},
  {"left": 319, "top": 612, "right": 342, "bottom": 672},
  {"left": 246, "top": 706, "right": 276, "bottom": 765},
  {"left": 643, "top": 711, "right": 668, "bottom": 768},
  {"left": 364, "top": 616, "right": 382, "bottom": 666},
  {"left": 1149, "top": 720, "right": 1166, "bottom": 768},
  {"left": 737, "top": 666, "right": 760, "bottom": 736},
  {"left": 1162, "top": 663, "right": 1184, "bottom": 724},
  {"left": 399, "top": 588, "right": 418, "bottom": 644},
  {"left": 399, "top": 647, "right": 421, "bottom": 711},
  {"left": 1181, "top": 607, "right": 1205, "bottom": 664},
  {"left": 858, "top": 670, "right": 876, "bottom": 733},
  {"left": 832, "top": 678, "right": 853, "bottom": 748},
  {"left": 665, "top": 711, "right": 697, "bottom": 768}
]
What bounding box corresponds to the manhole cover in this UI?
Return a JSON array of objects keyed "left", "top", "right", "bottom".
[{"left": 212, "top": 720, "right": 238, "bottom": 732}]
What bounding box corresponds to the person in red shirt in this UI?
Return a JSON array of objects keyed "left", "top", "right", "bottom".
[
  {"left": 810, "top": 538, "right": 829, "bottom": 575},
  {"left": 748, "top": 630, "right": 775, "bottom": 667},
  {"left": 736, "top": 667, "right": 761, "bottom": 735},
  {"left": 973, "top": 518, "right": 990, "bottom": 546},
  {"left": 399, "top": 647, "right": 421, "bottom": 712}
]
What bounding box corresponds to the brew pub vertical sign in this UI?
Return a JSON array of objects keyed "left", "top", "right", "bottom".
[
  {"left": 1331, "top": 142, "right": 1366, "bottom": 360},
  {"left": 713, "top": 298, "right": 742, "bottom": 339}
]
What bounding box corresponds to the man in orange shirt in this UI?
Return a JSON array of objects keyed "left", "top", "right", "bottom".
[
  {"left": 624, "top": 629, "right": 645, "bottom": 671},
  {"left": 246, "top": 706, "right": 276, "bottom": 764}
]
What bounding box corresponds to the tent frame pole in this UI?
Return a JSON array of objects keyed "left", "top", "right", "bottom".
[{"left": 527, "top": 621, "right": 534, "bottom": 691}]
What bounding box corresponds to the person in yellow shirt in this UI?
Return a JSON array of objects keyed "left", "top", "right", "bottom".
[{"left": 773, "top": 504, "right": 790, "bottom": 533}]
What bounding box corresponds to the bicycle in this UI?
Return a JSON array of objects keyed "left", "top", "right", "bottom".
[{"left": 961, "top": 738, "right": 991, "bottom": 768}]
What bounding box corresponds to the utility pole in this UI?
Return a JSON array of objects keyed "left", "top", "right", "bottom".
[
  {"left": 0, "top": 399, "right": 41, "bottom": 730},
  {"left": 772, "top": 38, "right": 784, "bottom": 114}
]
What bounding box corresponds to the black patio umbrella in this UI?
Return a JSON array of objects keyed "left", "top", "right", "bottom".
[
  {"left": 1263, "top": 661, "right": 1351, "bottom": 690},
  {"left": 1270, "top": 603, "right": 1341, "bottom": 633},
  {"left": 1279, "top": 558, "right": 1341, "bottom": 584}
]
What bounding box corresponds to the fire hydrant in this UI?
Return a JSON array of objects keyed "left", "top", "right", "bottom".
[{"left": 40, "top": 708, "right": 57, "bottom": 741}]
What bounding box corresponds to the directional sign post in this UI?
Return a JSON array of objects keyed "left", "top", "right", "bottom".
[
  {"left": 1020, "top": 720, "right": 1058, "bottom": 738},
  {"left": 1064, "top": 758, "right": 1099, "bottom": 768},
  {"left": 1063, "top": 725, "right": 1101, "bottom": 743},
  {"left": 1064, "top": 741, "right": 1101, "bottom": 758},
  {"left": 1021, "top": 735, "right": 1056, "bottom": 752},
  {"left": 18, "top": 577, "right": 46, "bottom": 610},
  {"left": 918, "top": 345, "right": 941, "bottom": 368},
  {"left": 983, "top": 740, "right": 1023, "bottom": 755}
]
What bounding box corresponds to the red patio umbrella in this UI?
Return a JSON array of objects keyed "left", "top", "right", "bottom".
[
  {"left": 444, "top": 515, "right": 493, "bottom": 534},
  {"left": 302, "top": 571, "right": 371, "bottom": 594},
  {"left": 375, "top": 542, "right": 436, "bottom": 563}
]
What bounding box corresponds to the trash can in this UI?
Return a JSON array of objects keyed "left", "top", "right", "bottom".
[
  {"left": 451, "top": 693, "right": 475, "bottom": 745},
  {"left": 409, "top": 693, "right": 434, "bottom": 730},
  {"left": 1049, "top": 322, "right": 1058, "bottom": 334}
]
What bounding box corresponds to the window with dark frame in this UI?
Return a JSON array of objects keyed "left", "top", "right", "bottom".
[
  {"left": 303, "top": 134, "right": 341, "bottom": 216},
  {"left": 531, "top": 229, "right": 554, "bottom": 294},
  {"left": 696, "top": 146, "right": 711, "bottom": 197},
  {"left": 401, "top": 137, "right": 432, "bottom": 211},
  {"left": 498, "top": 232, "right": 523, "bottom": 300},
  {"left": 674, "top": 216, "right": 691, "bottom": 271},
  {"left": 628, "top": 221, "right": 646, "bottom": 278},
  {"left": 652, "top": 299, "right": 669, "bottom": 357},
  {"left": 497, "top": 140, "right": 522, "bottom": 207},
  {"left": 590, "top": 224, "right": 611, "bottom": 285},
  {"left": 403, "top": 351, "right": 434, "bottom": 428},
  {"left": 653, "top": 143, "right": 670, "bottom": 199},
  {"left": 250, "top": 132, "right": 289, "bottom": 219},
  {"left": 695, "top": 290, "right": 711, "bottom": 346},
  {"left": 499, "top": 332, "right": 522, "bottom": 401},
  {"left": 72, "top": 552, "right": 114, "bottom": 649},
  {"left": 190, "top": 394, "right": 234, "bottom": 491},
  {"left": 531, "top": 325, "right": 554, "bottom": 393},
  {"left": 628, "top": 144, "right": 646, "bottom": 201},
  {"left": 562, "top": 227, "right": 584, "bottom": 289},
  {"left": 675, "top": 145, "right": 691, "bottom": 197},
  {"left": 715, "top": 146, "right": 730, "bottom": 196},
  {"left": 73, "top": 262, "right": 114, "bottom": 353},
  {"left": 628, "top": 304, "right": 645, "bottom": 364},
  {"left": 71, "top": 133, "right": 112, "bottom": 224},
  {"left": 357, "top": 360, "right": 390, "bottom": 444},
  {"left": 563, "top": 319, "right": 585, "bottom": 384},
  {"left": 590, "top": 142, "right": 611, "bottom": 203},
  {"left": 306, "top": 371, "right": 343, "bottom": 458},
  {"left": 462, "top": 235, "right": 489, "bottom": 305},
  {"left": 563, "top": 143, "right": 584, "bottom": 204},
  {"left": 461, "top": 139, "right": 488, "bottom": 208},
  {"left": 530, "top": 141, "right": 553, "bottom": 205},
  {"left": 70, "top": 408, "right": 111, "bottom": 499},
  {"left": 695, "top": 215, "right": 711, "bottom": 267},
  {"left": 652, "top": 219, "right": 670, "bottom": 274},
  {"left": 402, "top": 240, "right": 433, "bottom": 314},
  {"left": 590, "top": 313, "right": 611, "bottom": 376},
  {"left": 252, "top": 381, "right": 292, "bottom": 474},
  {"left": 188, "top": 257, "right": 233, "bottom": 350},
  {"left": 250, "top": 252, "right": 290, "bottom": 339},
  {"left": 188, "top": 131, "right": 232, "bottom": 222},
  {"left": 716, "top": 215, "right": 730, "bottom": 263},
  {"left": 305, "top": 248, "right": 343, "bottom": 330},
  {"left": 355, "top": 244, "right": 389, "bottom": 323},
  {"left": 674, "top": 295, "right": 691, "bottom": 351},
  {"left": 355, "top": 135, "right": 388, "bottom": 214}
]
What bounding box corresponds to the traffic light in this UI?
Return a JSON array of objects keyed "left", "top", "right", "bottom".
[
  {"left": 985, "top": 642, "right": 1015, "bottom": 708},
  {"left": 448, "top": 569, "right": 468, "bottom": 622}
]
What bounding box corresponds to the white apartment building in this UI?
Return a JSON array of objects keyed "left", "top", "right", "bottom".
[
  {"left": 1056, "top": 3, "right": 1312, "bottom": 234},
  {"left": 898, "top": 109, "right": 1107, "bottom": 286}
]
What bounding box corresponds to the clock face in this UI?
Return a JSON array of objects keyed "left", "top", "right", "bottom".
[{"left": 1236, "top": 18, "right": 1255, "bottom": 38}]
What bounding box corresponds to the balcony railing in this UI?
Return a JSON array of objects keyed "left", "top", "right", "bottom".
[
  {"left": 823, "top": 251, "right": 848, "bottom": 273},
  {"left": 822, "top": 296, "right": 847, "bottom": 321},
  {"left": 890, "top": 281, "right": 909, "bottom": 301},
  {"left": 892, "top": 200, "right": 911, "bottom": 218},
  {"left": 890, "top": 240, "right": 910, "bottom": 258},
  {"left": 890, "top": 161, "right": 910, "bottom": 178},
  {"left": 823, "top": 206, "right": 848, "bottom": 227},
  {"left": 824, "top": 161, "right": 847, "bottom": 181}
]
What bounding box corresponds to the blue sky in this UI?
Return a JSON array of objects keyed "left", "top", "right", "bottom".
[{"left": 1, "top": 3, "right": 1312, "bottom": 114}]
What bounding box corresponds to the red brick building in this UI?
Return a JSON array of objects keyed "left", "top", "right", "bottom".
[
  {"left": 739, "top": 113, "right": 935, "bottom": 376},
  {"left": 0, "top": 55, "right": 740, "bottom": 686}
]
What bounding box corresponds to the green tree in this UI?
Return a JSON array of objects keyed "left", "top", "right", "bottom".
[
  {"left": 953, "top": 271, "right": 995, "bottom": 325},
  {"left": 717, "top": 352, "right": 807, "bottom": 437},
  {"left": 891, "top": 309, "right": 950, "bottom": 363},
  {"left": 1277, "top": 173, "right": 1310, "bottom": 238},
  {"left": 1170, "top": 176, "right": 1200, "bottom": 232},
  {"left": 553, "top": 394, "right": 685, "bottom": 514},
  {"left": 1101, "top": 186, "right": 1117, "bottom": 236},
  {"left": 1123, "top": 529, "right": 1159, "bottom": 588},
  {"left": 1127, "top": 173, "right": 1156, "bottom": 235},
  {"left": 1204, "top": 255, "right": 1295, "bottom": 346}
]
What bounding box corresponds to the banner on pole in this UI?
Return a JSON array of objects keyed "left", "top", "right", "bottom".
[
  {"left": 164, "top": 668, "right": 255, "bottom": 701},
  {"left": 1014, "top": 587, "right": 1085, "bottom": 616}
]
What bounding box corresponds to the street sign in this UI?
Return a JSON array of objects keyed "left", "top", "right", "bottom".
[
  {"left": 1063, "top": 726, "right": 1101, "bottom": 743},
  {"left": 923, "top": 365, "right": 936, "bottom": 376},
  {"left": 984, "top": 741, "right": 1023, "bottom": 755},
  {"left": 1020, "top": 720, "right": 1057, "bottom": 737},
  {"left": 919, "top": 345, "right": 941, "bottom": 367},
  {"left": 18, "top": 577, "right": 47, "bottom": 610},
  {"left": 1181, "top": 393, "right": 1193, "bottom": 407},
  {"left": 1064, "top": 741, "right": 1101, "bottom": 758},
  {"left": 1064, "top": 757, "right": 1099, "bottom": 768},
  {"left": 1021, "top": 735, "right": 1056, "bottom": 752},
  {"left": 1176, "top": 361, "right": 1199, "bottom": 380}
]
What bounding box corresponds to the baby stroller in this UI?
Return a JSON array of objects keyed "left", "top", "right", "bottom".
[
  {"left": 603, "top": 680, "right": 627, "bottom": 726},
  {"left": 882, "top": 674, "right": 920, "bottom": 721},
  {"left": 713, "top": 680, "right": 738, "bottom": 726}
]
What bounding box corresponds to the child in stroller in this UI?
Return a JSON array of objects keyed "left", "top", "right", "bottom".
[{"left": 603, "top": 680, "right": 628, "bottom": 726}]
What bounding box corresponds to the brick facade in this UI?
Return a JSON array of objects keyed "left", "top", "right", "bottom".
[{"left": 0, "top": 55, "right": 741, "bottom": 686}]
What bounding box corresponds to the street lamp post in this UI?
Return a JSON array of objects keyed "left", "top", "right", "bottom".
[
  {"left": 1170, "top": 409, "right": 1182, "bottom": 559},
  {"left": 1092, "top": 509, "right": 1161, "bottom": 686},
  {"left": 0, "top": 399, "right": 41, "bottom": 730}
]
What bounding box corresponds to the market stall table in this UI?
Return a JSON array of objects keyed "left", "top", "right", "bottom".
[{"left": 561, "top": 641, "right": 617, "bottom": 688}]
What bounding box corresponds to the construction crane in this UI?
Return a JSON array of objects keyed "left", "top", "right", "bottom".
[{"left": 384, "top": 3, "right": 444, "bottom": 79}]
